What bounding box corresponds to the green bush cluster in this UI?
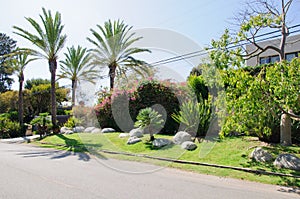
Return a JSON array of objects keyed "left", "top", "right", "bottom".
[
  {"left": 0, "top": 113, "right": 22, "bottom": 138},
  {"left": 95, "top": 79, "right": 182, "bottom": 134},
  {"left": 219, "top": 58, "right": 300, "bottom": 143}
]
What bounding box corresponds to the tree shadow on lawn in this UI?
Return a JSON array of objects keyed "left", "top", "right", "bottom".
[
  {"left": 241, "top": 159, "right": 300, "bottom": 188},
  {"left": 19, "top": 134, "right": 107, "bottom": 161},
  {"left": 144, "top": 141, "right": 176, "bottom": 151}
]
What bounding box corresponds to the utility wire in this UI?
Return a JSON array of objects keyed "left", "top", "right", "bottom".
[{"left": 96, "top": 24, "right": 300, "bottom": 79}]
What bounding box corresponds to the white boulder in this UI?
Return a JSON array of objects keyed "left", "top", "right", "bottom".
[
  {"left": 173, "top": 131, "right": 192, "bottom": 145},
  {"left": 273, "top": 154, "right": 300, "bottom": 171},
  {"left": 129, "top": 128, "right": 144, "bottom": 138},
  {"left": 250, "top": 147, "right": 273, "bottom": 162},
  {"left": 101, "top": 128, "right": 116, "bottom": 133},
  {"left": 181, "top": 141, "right": 197, "bottom": 150}
]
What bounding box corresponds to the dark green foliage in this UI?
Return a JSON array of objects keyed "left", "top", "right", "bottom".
[
  {"left": 0, "top": 33, "right": 17, "bottom": 93},
  {"left": 172, "top": 99, "right": 211, "bottom": 137},
  {"left": 188, "top": 75, "right": 209, "bottom": 101},
  {"left": 25, "top": 78, "right": 50, "bottom": 89},
  {"left": 220, "top": 59, "right": 300, "bottom": 143},
  {"left": 0, "top": 113, "right": 22, "bottom": 138},
  {"left": 133, "top": 80, "right": 180, "bottom": 134},
  {"left": 95, "top": 80, "right": 181, "bottom": 134}
]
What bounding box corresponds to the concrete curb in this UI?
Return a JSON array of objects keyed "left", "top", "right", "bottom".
[{"left": 0, "top": 135, "right": 40, "bottom": 144}]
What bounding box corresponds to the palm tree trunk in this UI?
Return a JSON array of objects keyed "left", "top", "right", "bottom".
[
  {"left": 18, "top": 73, "right": 24, "bottom": 128},
  {"left": 71, "top": 80, "right": 76, "bottom": 106},
  {"left": 49, "top": 59, "right": 57, "bottom": 127},
  {"left": 109, "top": 64, "right": 117, "bottom": 90}
]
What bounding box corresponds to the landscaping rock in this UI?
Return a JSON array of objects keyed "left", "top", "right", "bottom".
[
  {"left": 65, "top": 129, "right": 74, "bottom": 135},
  {"left": 273, "top": 154, "right": 300, "bottom": 171},
  {"left": 91, "top": 128, "right": 102, "bottom": 133},
  {"left": 101, "top": 128, "right": 116, "bottom": 133},
  {"left": 181, "top": 141, "right": 197, "bottom": 150},
  {"left": 73, "top": 126, "right": 85, "bottom": 133},
  {"left": 250, "top": 147, "right": 273, "bottom": 163},
  {"left": 129, "top": 128, "right": 144, "bottom": 138},
  {"left": 127, "top": 136, "right": 142, "bottom": 145},
  {"left": 84, "top": 127, "right": 96, "bottom": 133},
  {"left": 173, "top": 131, "right": 192, "bottom": 145},
  {"left": 152, "top": 138, "right": 172, "bottom": 148},
  {"left": 119, "top": 133, "right": 130, "bottom": 138},
  {"left": 60, "top": 126, "right": 71, "bottom": 134}
]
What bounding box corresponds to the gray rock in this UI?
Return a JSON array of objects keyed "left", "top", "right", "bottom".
[
  {"left": 91, "top": 128, "right": 102, "bottom": 133},
  {"left": 73, "top": 126, "right": 85, "bottom": 133},
  {"left": 119, "top": 133, "right": 130, "bottom": 138},
  {"left": 60, "top": 126, "right": 71, "bottom": 134},
  {"left": 101, "top": 128, "right": 116, "bottom": 133},
  {"left": 273, "top": 154, "right": 300, "bottom": 171},
  {"left": 173, "top": 131, "right": 192, "bottom": 145},
  {"left": 250, "top": 147, "right": 273, "bottom": 163},
  {"left": 127, "top": 136, "right": 142, "bottom": 145},
  {"left": 84, "top": 127, "right": 96, "bottom": 133},
  {"left": 181, "top": 141, "right": 197, "bottom": 150},
  {"left": 152, "top": 138, "right": 172, "bottom": 148},
  {"left": 65, "top": 130, "right": 74, "bottom": 135},
  {"left": 129, "top": 128, "right": 144, "bottom": 138}
]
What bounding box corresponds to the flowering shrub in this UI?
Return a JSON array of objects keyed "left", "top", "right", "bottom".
[{"left": 95, "top": 79, "right": 183, "bottom": 134}]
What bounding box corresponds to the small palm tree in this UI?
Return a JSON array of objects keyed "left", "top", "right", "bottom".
[
  {"left": 9, "top": 49, "right": 37, "bottom": 127},
  {"left": 58, "top": 45, "right": 99, "bottom": 106},
  {"left": 134, "top": 107, "right": 164, "bottom": 141},
  {"left": 87, "top": 19, "right": 151, "bottom": 90},
  {"left": 13, "top": 8, "right": 67, "bottom": 127}
]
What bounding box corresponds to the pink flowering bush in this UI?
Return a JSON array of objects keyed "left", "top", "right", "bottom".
[{"left": 94, "top": 79, "right": 186, "bottom": 134}]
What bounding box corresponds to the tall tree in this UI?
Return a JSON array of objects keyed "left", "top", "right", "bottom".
[
  {"left": 87, "top": 19, "right": 151, "bottom": 90},
  {"left": 0, "top": 33, "right": 17, "bottom": 93},
  {"left": 13, "top": 8, "right": 67, "bottom": 127},
  {"left": 209, "top": 0, "right": 298, "bottom": 145},
  {"left": 9, "top": 49, "right": 37, "bottom": 127},
  {"left": 58, "top": 45, "right": 99, "bottom": 106}
]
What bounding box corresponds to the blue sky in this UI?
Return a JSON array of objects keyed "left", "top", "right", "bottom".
[{"left": 1, "top": 0, "right": 300, "bottom": 90}]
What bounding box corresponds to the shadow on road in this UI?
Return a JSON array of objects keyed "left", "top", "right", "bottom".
[{"left": 16, "top": 134, "right": 108, "bottom": 161}]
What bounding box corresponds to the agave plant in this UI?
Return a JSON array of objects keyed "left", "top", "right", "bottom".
[
  {"left": 172, "top": 98, "right": 211, "bottom": 137},
  {"left": 134, "top": 107, "right": 164, "bottom": 141}
]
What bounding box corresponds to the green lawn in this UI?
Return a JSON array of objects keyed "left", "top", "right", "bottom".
[{"left": 36, "top": 133, "right": 300, "bottom": 187}]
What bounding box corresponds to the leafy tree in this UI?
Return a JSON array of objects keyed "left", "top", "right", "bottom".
[
  {"left": 134, "top": 107, "right": 164, "bottom": 141},
  {"left": 209, "top": 0, "right": 298, "bottom": 145},
  {"left": 25, "top": 78, "right": 50, "bottom": 90},
  {"left": 14, "top": 7, "right": 67, "bottom": 127},
  {"left": 29, "top": 83, "right": 68, "bottom": 116},
  {"left": 0, "top": 33, "right": 17, "bottom": 92},
  {"left": 58, "top": 45, "right": 99, "bottom": 106},
  {"left": 87, "top": 19, "right": 151, "bottom": 90},
  {"left": 9, "top": 49, "right": 37, "bottom": 127}
]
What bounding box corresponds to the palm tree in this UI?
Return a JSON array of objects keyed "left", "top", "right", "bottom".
[
  {"left": 13, "top": 8, "right": 67, "bottom": 127},
  {"left": 58, "top": 45, "right": 99, "bottom": 106},
  {"left": 87, "top": 19, "right": 151, "bottom": 90},
  {"left": 9, "top": 49, "right": 37, "bottom": 127}
]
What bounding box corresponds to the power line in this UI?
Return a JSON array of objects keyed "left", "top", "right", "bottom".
[{"left": 96, "top": 24, "right": 300, "bottom": 80}]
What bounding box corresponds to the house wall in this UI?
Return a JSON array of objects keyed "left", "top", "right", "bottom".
[{"left": 246, "top": 34, "right": 300, "bottom": 66}]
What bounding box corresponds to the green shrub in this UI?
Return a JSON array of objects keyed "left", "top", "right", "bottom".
[
  {"left": 172, "top": 98, "right": 211, "bottom": 137},
  {"left": 64, "top": 116, "right": 82, "bottom": 128},
  {"left": 0, "top": 114, "right": 22, "bottom": 138},
  {"left": 95, "top": 80, "right": 182, "bottom": 134},
  {"left": 134, "top": 80, "right": 181, "bottom": 134},
  {"left": 30, "top": 113, "right": 52, "bottom": 135}
]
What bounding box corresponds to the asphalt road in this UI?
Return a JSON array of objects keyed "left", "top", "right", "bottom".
[{"left": 0, "top": 142, "right": 298, "bottom": 199}]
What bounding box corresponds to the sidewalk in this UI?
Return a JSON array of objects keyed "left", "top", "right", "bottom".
[{"left": 0, "top": 135, "right": 40, "bottom": 144}]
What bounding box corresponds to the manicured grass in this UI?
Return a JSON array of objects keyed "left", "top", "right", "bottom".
[{"left": 36, "top": 133, "right": 300, "bottom": 187}]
